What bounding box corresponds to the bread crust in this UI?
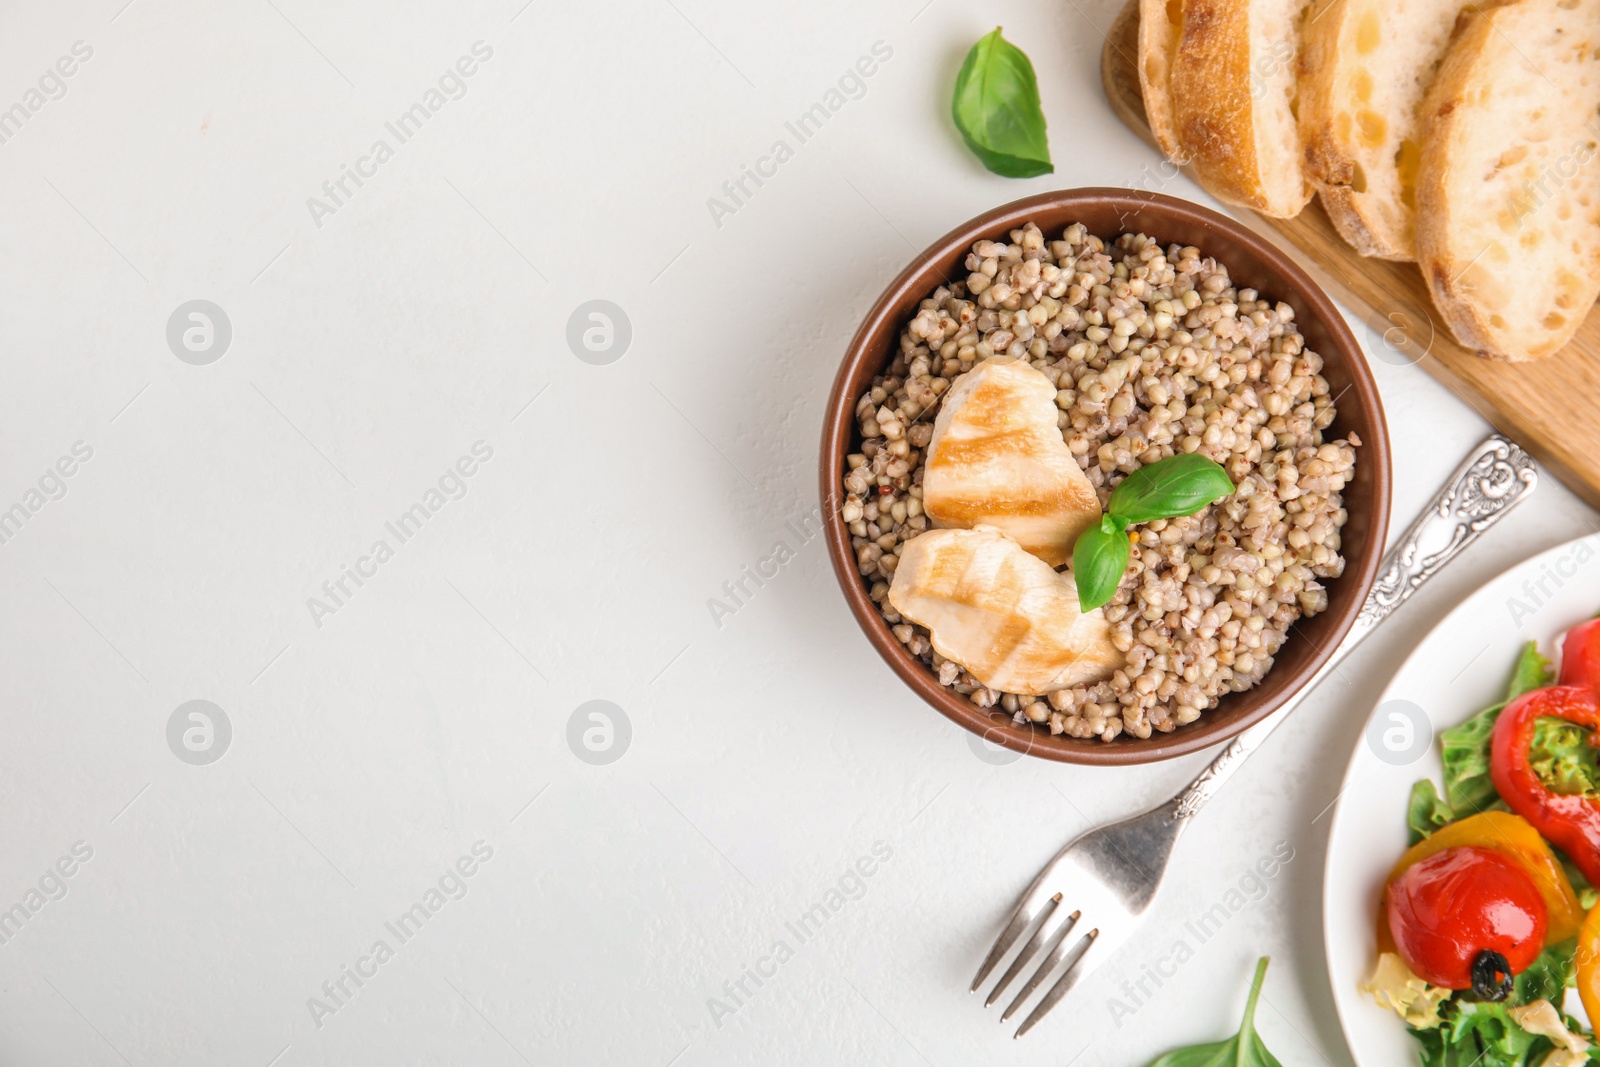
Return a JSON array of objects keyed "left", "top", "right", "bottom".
[
  {"left": 1316, "top": 184, "right": 1402, "bottom": 258},
  {"left": 1138, "top": 0, "right": 1184, "bottom": 158},
  {"left": 1413, "top": 1, "right": 1597, "bottom": 362},
  {"left": 1298, "top": 0, "right": 1414, "bottom": 259},
  {"left": 1413, "top": 7, "right": 1517, "bottom": 355},
  {"left": 1168, "top": 0, "right": 1312, "bottom": 217},
  {"left": 1168, "top": 0, "right": 1261, "bottom": 208}
]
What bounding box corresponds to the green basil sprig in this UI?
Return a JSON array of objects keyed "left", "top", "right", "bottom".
[
  {"left": 951, "top": 28, "right": 1052, "bottom": 178},
  {"left": 1147, "top": 956, "right": 1283, "bottom": 1067},
  {"left": 1073, "top": 453, "right": 1234, "bottom": 611},
  {"left": 1074, "top": 513, "right": 1132, "bottom": 615}
]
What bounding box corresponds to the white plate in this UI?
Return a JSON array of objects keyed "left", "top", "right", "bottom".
[{"left": 1324, "top": 533, "right": 1600, "bottom": 1066}]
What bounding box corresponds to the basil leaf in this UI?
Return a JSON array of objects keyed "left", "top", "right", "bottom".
[
  {"left": 1407, "top": 779, "right": 1454, "bottom": 845},
  {"left": 1107, "top": 453, "right": 1235, "bottom": 527},
  {"left": 1147, "top": 957, "right": 1283, "bottom": 1067},
  {"left": 950, "top": 28, "right": 1052, "bottom": 179},
  {"left": 1069, "top": 454, "right": 1231, "bottom": 616},
  {"left": 1506, "top": 640, "right": 1554, "bottom": 700},
  {"left": 1072, "top": 514, "right": 1130, "bottom": 612}
]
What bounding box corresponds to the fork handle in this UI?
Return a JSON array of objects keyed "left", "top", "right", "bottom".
[{"left": 1168, "top": 434, "right": 1538, "bottom": 821}]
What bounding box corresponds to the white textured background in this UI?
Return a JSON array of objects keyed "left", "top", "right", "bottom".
[{"left": 0, "top": 1, "right": 1595, "bottom": 1064}]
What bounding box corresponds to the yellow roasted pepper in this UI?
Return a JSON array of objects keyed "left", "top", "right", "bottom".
[{"left": 1386, "top": 811, "right": 1584, "bottom": 944}]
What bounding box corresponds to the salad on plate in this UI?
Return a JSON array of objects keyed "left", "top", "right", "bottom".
[{"left": 1366, "top": 614, "right": 1600, "bottom": 1066}]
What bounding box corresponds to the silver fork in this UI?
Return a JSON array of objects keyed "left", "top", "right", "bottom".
[{"left": 973, "top": 435, "right": 1538, "bottom": 1037}]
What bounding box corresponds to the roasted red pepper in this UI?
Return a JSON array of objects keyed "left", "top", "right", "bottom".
[
  {"left": 1491, "top": 685, "right": 1600, "bottom": 887},
  {"left": 1387, "top": 846, "right": 1547, "bottom": 995},
  {"left": 1561, "top": 618, "right": 1600, "bottom": 695}
]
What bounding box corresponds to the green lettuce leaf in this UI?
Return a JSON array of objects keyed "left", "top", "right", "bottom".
[
  {"left": 1439, "top": 643, "right": 1555, "bottom": 816},
  {"left": 1412, "top": 1002, "right": 1550, "bottom": 1067},
  {"left": 1408, "top": 942, "right": 1583, "bottom": 1067},
  {"left": 1512, "top": 939, "right": 1575, "bottom": 1004},
  {"left": 1407, "top": 780, "right": 1454, "bottom": 845},
  {"left": 1528, "top": 717, "right": 1600, "bottom": 798},
  {"left": 1559, "top": 851, "right": 1600, "bottom": 910},
  {"left": 1440, "top": 702, "right": 1503, "bottom": 815},
  {"left": 1508, "top": 642, "right": 1556, "bottom": 701}
]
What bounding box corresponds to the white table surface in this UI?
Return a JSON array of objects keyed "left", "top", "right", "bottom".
[{"left": 2, "top": 1, "right": 1596, "bottom": 1064}]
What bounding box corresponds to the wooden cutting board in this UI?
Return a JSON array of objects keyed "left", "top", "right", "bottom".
[{"left": 1100, "top": 0, "right": 1600, "bottom": 510}]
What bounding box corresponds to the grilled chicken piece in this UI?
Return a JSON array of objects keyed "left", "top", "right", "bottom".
[
  {"left": 923, "top": 359, "right": 1101, "bottom": 567},
  {"left": 888, "top": 526, "right": 1123, "bottom": 695}
]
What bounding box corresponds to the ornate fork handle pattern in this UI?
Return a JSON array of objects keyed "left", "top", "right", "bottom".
[
  {"left": 1358, "top": 437, "right": 1539, "bottom": 632},
  {"left": 1171, "top": 435, "right": 1537, "bottom": 822}
]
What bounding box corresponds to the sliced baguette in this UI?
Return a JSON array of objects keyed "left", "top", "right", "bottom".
[
  {"left": 1138, "top": 0, "right": 1185, "bottom": 158},
  {"left": 1167, "top": 0, "right": 1315, "bottom": 217},
  {"left": 1415, "top": 0, "right": 1600, "bottom": 361},
  {"left": 1299, "top": 0, "right": 1484, "bottom": 260}
]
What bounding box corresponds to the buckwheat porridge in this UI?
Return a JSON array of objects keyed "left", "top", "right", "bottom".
[{"left": 841, "top": 222, "right": 1359, "bottom": 742}]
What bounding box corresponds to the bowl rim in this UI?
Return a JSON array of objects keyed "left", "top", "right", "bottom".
[{"left": 818, "top": 187, "right": 1393, "bottom": 765}]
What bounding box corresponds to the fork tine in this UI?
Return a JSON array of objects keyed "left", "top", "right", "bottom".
[
  {"left": 1011, "top": 928, "right": 1100, "bottom": 1038},
  {"left": 1000, "top": 925, "right": 1096, "bottom": 1023},
  {"left": 969, "top": 885, "right": 1057, "bottom": 992},
  {"left": 983, "top": 905, "right": 1077, "bottom": 1007}
]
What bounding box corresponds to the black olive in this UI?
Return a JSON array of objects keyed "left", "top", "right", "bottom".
[{"left": 1470, "top": 950, "right": 1514, "bottom": 1002}]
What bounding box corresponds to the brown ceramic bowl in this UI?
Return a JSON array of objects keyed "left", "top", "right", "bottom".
[{"left": 820, "top": 188, "right": 1391, "bottom": 765}]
